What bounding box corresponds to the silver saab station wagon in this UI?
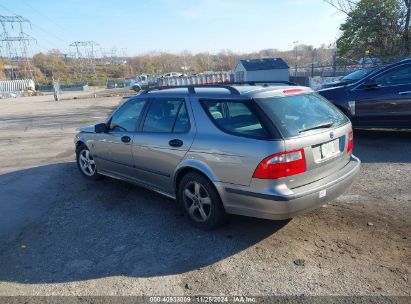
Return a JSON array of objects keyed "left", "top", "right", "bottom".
[{"left": 74, "top": 84, "right": 360, "bottom": 229}]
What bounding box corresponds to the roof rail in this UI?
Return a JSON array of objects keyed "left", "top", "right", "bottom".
[
  {"left": 140, "top": 84, "right": 241, "bottom": 95},
  {"left": 229, "top": 80, "right": 298, "bottom": 86},
  {"left": 139, "top": 81, "right": 297, "bottom": 95}
]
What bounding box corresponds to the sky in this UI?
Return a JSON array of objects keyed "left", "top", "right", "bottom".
[{"left": 0, "top": 0, "right": 346, "bottom": 56}]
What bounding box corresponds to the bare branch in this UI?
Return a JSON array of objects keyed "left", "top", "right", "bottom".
[{"left": 324, "top": 0, "right": 359, "bottom": 15}]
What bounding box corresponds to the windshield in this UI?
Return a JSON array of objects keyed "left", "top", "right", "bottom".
[
  {"left": 256, "top": 93, "right": 349, "bottom": 138},
  {"left": 342, "top": 68, "right": 374, "bottom": 81}
]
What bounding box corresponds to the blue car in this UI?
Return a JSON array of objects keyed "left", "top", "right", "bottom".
[{"left": 318, "top": 58, "right": 411, "bottom": 129}]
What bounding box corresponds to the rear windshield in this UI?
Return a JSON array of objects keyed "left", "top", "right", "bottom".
[{"left": 256, "top": 93, "right": 349, "bottom": 138}]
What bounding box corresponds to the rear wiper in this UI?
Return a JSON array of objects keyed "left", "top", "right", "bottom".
[{"left": 299, "top": 122, "right": 334, "bottom": 133}]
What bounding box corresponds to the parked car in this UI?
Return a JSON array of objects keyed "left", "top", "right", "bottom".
[
  {"left": 320, "top": 67, "right": 377, "bottom": 89},
  {"left": 318, "top": 58, "right": 411, "bottom": 129},
  {"left": 162, "top": 72, "right": 183, "bottom": 78},
  {"left": 74, "top": 84, "right": 360, "bottom": 229}
]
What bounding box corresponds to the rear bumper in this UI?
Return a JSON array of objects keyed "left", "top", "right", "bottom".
[{"left": 217, "top": 155, "right": 361, "bottom": 220}]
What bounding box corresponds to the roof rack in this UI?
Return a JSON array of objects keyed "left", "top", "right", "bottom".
[
  {"left": 140, "top": 81, "right": 298, "bottom": 95},
  {"left": 140, "top": 84, "right": 241, "bottom": 95}
]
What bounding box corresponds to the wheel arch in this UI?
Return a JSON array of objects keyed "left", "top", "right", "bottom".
[
  {"left": 75, "top": 135, "right": 92, "bottom": 153},
  {"left": 173, "top": 160, "right": 219, "bottom": 193},
  {"left": 75, "top": 140, "right": 86, "bottom": 150}
]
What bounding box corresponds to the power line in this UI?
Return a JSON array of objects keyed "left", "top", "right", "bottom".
[
  {"left": 19, "top": 0, "right": 76, "bottom": 36},
  {"left": 0, "top": 3, "right": 69, "bottom": 48}
]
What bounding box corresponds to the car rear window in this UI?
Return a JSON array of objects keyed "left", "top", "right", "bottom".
[
  {"left": 200, "top": 100, "right": 269, "bottom": 139},
  {"left": 256, "top": 93, "right": 349, "bottom": 138}
]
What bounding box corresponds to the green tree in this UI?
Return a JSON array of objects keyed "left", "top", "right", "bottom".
[
  {"left": 326, "top": 0, "right": 410, "bottom": 59},
  {"left": 404, "top": 0, "right": 411, "bottom": 53}
]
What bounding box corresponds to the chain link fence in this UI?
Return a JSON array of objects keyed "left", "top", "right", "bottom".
[{"left": 290, "top": 56, "right": 407, "bottom": 89}]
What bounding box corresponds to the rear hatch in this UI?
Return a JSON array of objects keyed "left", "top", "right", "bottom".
[{"left": 256, "top": 92, "right": 352, "bottom": 189}]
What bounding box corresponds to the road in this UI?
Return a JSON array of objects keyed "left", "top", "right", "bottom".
[{"left": 0, "top": 94, "right": 409, "bottom": 296}]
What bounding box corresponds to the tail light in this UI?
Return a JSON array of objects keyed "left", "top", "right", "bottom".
[
  {"left": 253, "top": 149, "right": 306, "bottom": 179},
  {"left": 347, "top": 131, "right": 353, "bottom": 154}
]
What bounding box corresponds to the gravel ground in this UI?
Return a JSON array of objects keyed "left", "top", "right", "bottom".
[{"left": 0, "top": 94, "right": 409, "bottom": 296}]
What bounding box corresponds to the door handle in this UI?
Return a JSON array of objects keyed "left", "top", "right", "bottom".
[
  {"left": 399, "top": 91, "right": 411, "bottom": 95},
  {"left": 121, "top": 136, "right": 131, "bottom": 143},
  {"left": 169, "top": 139, "right": 183, "bottom": 147}
]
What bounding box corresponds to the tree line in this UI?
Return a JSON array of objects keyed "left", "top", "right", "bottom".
[
  {"left": 1, "top": 0, "right": 409, "bottom": 84},
  {"left": 1, "top": 46, "right": 335, "bottom": 84}
]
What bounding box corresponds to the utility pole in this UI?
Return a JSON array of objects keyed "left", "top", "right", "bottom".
[
  {"left": 110, "top": 47, "right": 117, "bottom": 64},
  {"left": 0, "top": 15, "right": 36, "bottom": 80},
  {"left": 121, "top": 48, "right": 127, "bottom": 58},
  {"left": 332, "top": 50, "right": 337, "bottom": 77},
  {"left": 311, "top": 48, "right": 316, "bottom": 78},
  {"left": 293, "top": 41, "right": 298, "bottom": 77}
]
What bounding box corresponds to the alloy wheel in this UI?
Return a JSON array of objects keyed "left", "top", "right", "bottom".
[
  {"left": 78, "top": 149, "right": 96, "bottom": 176},
  {"left": 183, "top": 181, "right": 212, "bottom": 222}
]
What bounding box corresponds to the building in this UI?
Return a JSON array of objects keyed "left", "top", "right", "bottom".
[{"left": 234, "top": 58, "right": 289, "bottom": 82}]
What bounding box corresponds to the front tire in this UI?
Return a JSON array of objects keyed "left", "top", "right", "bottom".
[
  {"left": 132, "top": 85, "right": 141, "bottom": 92},
  {"left": 178, "top": 173, "right": 227, "bottom": 230},
  {"left": 76, "top": 144, "right": 101, "bottom": 180}
]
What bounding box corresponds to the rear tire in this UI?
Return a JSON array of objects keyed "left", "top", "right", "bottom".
[
  {"left": 76, "top": 144, "right": 101, "bottom": 180},
  {"left": 178, "top": 172, "right": 227, "bottom": 230}
]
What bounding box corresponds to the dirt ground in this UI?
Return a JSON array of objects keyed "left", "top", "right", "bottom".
[{"left": 0, "top": 93, "right": 409, "bottom": 296}]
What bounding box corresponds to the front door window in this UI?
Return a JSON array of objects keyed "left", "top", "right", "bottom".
[
  {"left": 109, "top": 99, "right": 146, "bottom": 132},
  {"left": 374, "top": 64, "right": 411, "bottom": 86}
]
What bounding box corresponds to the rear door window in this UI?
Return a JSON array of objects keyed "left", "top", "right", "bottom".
[
  {"left": 173, "top": 103, "right": 190, "bottom": 133},
  {"left": 142, "top": 98, "right": 190, "bottom": 133},
  {"left": 256, "top": 93, "right": 349, "bottom": 138},
  {"left": 201, "top": 100, "right": 269, "bottom": 139}
]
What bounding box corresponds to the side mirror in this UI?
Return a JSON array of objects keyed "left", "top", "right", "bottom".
[
  {"left": 363, "top": 80, "right": 379, "bottom": 89},
  {"left": 95, "top": 123, "right": 107, "bottom": 133}
]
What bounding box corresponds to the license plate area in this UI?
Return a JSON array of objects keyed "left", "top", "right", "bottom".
[{"left": 313, "top": 138, "right": 341, "bottom": 162}]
